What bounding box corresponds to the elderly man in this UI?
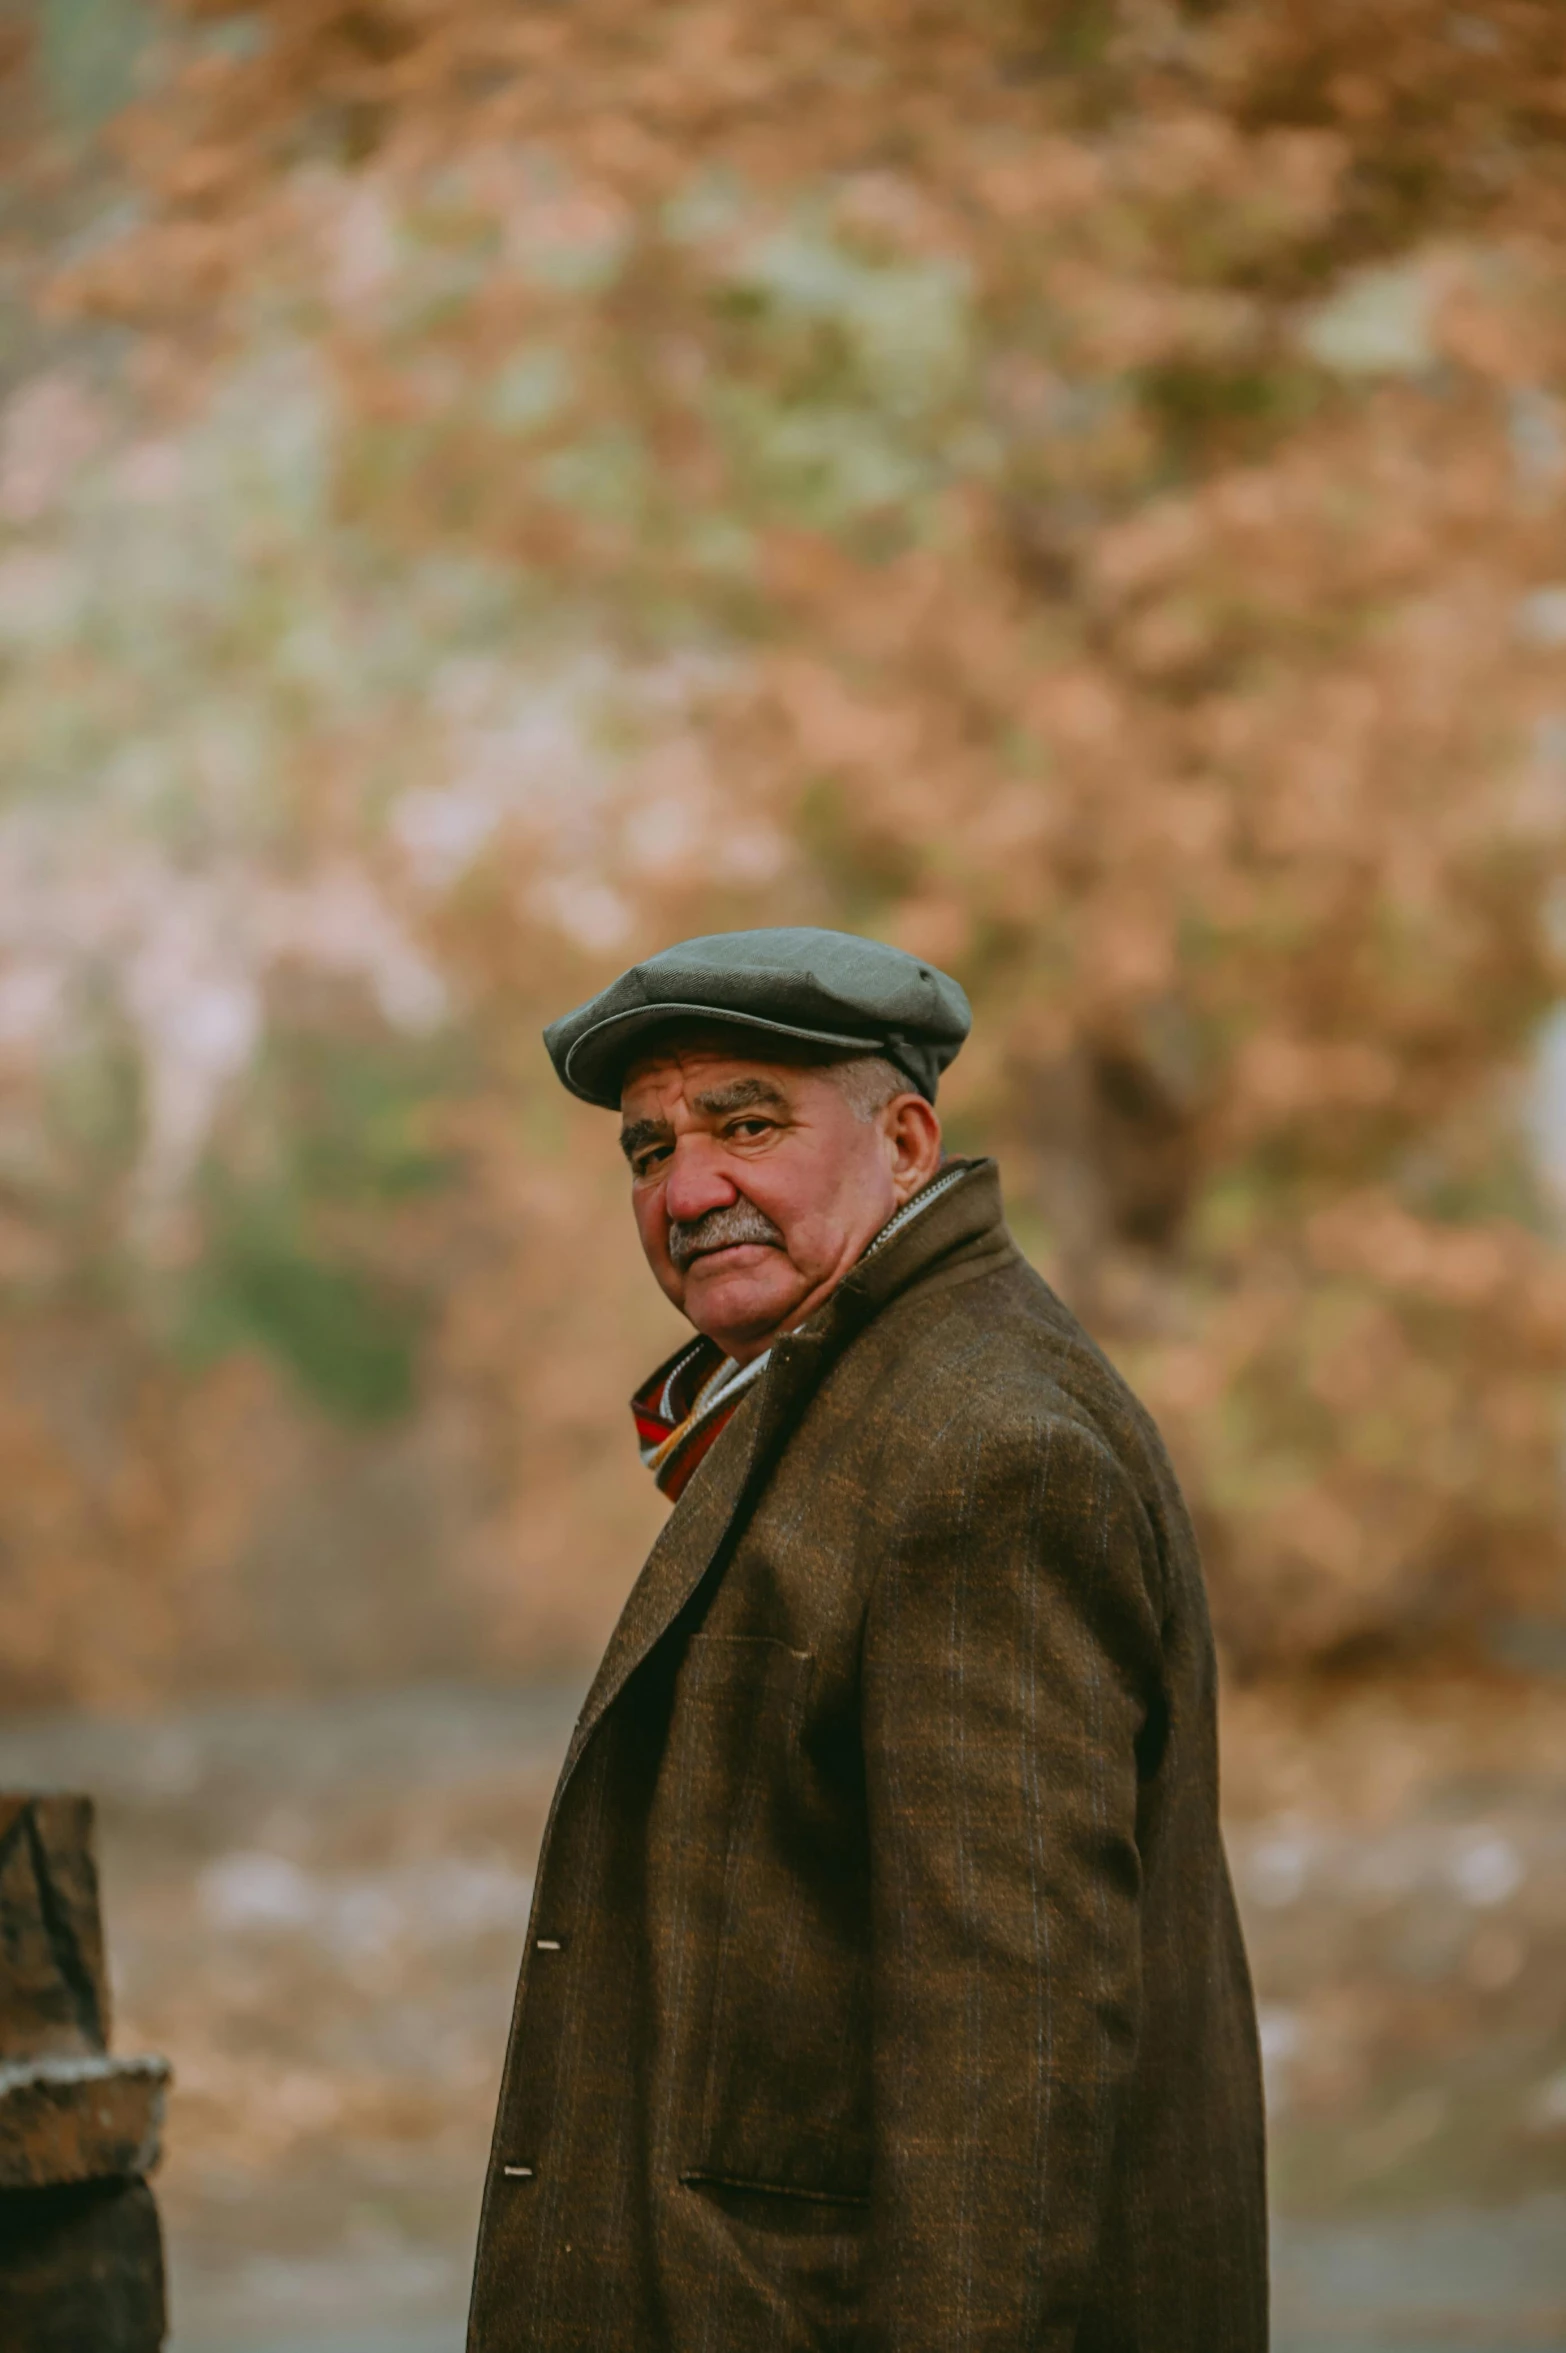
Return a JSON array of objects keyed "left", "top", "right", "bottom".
[{"left": 468, "top": 927, "right": 1267, "bottom": 2353}]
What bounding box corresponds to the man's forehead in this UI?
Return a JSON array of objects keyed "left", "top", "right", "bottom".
[{"left": 619, "top": 1045, "right": 804, "bottom": 1119}]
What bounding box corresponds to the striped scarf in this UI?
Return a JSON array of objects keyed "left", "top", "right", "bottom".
[
  {"left": 630, "top": 1165, "right": 966, "bottom": 1502},
  {"left": 631, "top": 1339, "right": 770, "bottom": 1502}
]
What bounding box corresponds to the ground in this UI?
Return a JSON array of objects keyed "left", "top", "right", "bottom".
[{"left": 1, "top": 1673, "right": 1562, "bottom": 2352}]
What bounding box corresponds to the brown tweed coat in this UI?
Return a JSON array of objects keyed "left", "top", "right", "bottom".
[{"left": 468, "top": 1160, "right": 1267, "bottom": 2352}]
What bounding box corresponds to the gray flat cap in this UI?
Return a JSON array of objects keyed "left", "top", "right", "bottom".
[{"left": 544, "top": 926, "right": 972, "bottom": 1108}]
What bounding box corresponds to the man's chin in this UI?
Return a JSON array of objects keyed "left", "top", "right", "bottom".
[{"left": 681, "top": 1250, "right": 804, "bottom": 1349}]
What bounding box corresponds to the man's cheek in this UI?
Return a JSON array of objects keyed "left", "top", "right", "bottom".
[{"left": 632, "top": 1203, "right": 673, "bottom": 1273}]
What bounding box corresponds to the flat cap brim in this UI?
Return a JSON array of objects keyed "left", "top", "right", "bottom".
[{"left": 543, "top": 926, "right": 971, "bottom": 1109}]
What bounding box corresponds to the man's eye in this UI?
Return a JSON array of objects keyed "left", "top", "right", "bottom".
[
  {"left": 727, "top": 1118, "right": 772, "bottom": 1141},
  {"left": 633, "top": 1146, "right": 671, "bottom": 1178}
]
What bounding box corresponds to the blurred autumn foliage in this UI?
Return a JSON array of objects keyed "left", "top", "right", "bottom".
[{"left": 5, "top": 0, "right": 1566, "bottom": 1701}]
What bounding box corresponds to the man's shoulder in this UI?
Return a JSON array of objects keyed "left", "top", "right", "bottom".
[
  {"left": 872, "top": 1243, "right": 1113, "bottom": 1415},
  {"left": 850, "top": 1243, "right": 1181, "bottom": 1510}
]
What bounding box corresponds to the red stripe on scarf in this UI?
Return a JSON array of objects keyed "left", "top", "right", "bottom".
[{"left": 630, "top": 1336, "right": 751, "bottom": 1501}]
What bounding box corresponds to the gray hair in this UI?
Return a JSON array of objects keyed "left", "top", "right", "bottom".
[{"left": 823, "top": 1053, "right": 912, "bottom": 1122}]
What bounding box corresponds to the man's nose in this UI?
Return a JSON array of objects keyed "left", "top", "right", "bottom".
[{"left": 662, "top": 1136, "right": 739, "bottom": 1225}]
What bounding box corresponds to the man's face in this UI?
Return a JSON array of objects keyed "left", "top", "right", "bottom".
[{"left": 619, "top": 1035, "right": 942, "bottom": 1362}]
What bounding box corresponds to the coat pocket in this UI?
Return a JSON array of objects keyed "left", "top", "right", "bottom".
[{"left": 672, "top": 1632, "right": 873, "bottom": 2205}]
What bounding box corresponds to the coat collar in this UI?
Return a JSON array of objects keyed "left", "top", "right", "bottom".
[
  {"left": 564, "top": 1159, "right": 1009, "bottom": 1774},
  {"left": 826, "top": 1153, "right": 1007, "bottom": 1323}
]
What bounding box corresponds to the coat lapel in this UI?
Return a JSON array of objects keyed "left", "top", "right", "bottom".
[
  {"left": 561, "top": 1159, "right": 1008, "bottom": 1777},
  {"left": 562, "top": 1327, "right": 831, "bottom": 1772}
]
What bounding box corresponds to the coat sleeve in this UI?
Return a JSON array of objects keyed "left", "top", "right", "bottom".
[{"left": 860, "top": 1406, "right": 1162, "bottom": 2351}]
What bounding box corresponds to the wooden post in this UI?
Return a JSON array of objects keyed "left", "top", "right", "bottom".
[{"left": 0, "top": 1796, "right": 169, "bottom": 2351}]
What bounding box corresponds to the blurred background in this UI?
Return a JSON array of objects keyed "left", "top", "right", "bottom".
[{"left": 1, "top": 0, "right": 1564, "bottom": 2345}]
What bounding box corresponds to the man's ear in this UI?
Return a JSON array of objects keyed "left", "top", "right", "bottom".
[{"left": 883, "top": 1093, "right": 943, "bottom": 1203}]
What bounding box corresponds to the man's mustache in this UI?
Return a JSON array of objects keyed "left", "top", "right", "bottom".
[{"left": 668, "top": 1201, "right": 785, "bottom": 1270}]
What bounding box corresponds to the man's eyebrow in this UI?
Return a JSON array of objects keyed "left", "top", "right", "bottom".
[
  {"left": 692, "top": 1078, "right": 791, "bottom": 1118},
  {"left": 619, "top": 1116, "right": 672, "bottom": 1162}
]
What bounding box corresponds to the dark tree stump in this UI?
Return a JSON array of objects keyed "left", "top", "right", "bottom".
[
  {"left": 0, "top": 1797, "right": 109, "bottom": 2059},
  {"left": 0, "top": 1797, "right": 168, "bottom": 2350},
  {"left": 0, "top": 2181, "right": 166, "bottom": 2353}
]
